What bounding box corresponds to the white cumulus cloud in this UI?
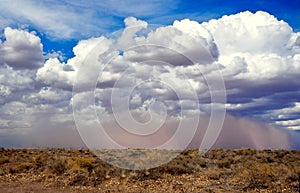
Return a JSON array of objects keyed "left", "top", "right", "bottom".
[
  {"left": 0, "top": 27, "right": 43, "bottom": 69},
  {"left": 0, "top": 11, "right": 300, "bottom": 149}
]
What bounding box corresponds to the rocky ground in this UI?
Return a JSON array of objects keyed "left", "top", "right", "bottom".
[{"left": 0, "top": 148, "right": 299, "bottom": 192}]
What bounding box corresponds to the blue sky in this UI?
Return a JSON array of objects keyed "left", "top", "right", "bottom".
[
  {"left": 0, "top": 0, "right": 300, "bottom": 149},
  {"left": 1, "top": 0, "right": 299, "bottom": 59}
]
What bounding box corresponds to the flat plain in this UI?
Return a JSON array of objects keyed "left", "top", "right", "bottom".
[{"left": 0, "top": 148, "right": 299, "bottom": 192}]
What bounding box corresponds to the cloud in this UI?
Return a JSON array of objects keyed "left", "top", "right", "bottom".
[
  {"left": 0, "top": 27, "right": 43, "bottom": 69},
  {"left": 36, "top": 58, "right": 75, "bottom": 90},
  {"left": 0, "top": 0, "right": 95, "bottom": 39},
  {"left": 0, "top": 11, "right": 299, "bottom": 150},
  {"left": 32, "top": 11, "right": 300, "bottom": 134},
  {"left": 0, "top": 65, "right": 35, "bottom": 106},
  {"left": 121, "top": 19, "right": 218, "bottom": 65},
  {"left": 0, "top": 0, "right": 177, "bottom": 40},
  {"left": 203, "top": 11, "right": 294, "bottom": 56},
  {"left": 36, "top": 35, "right": 114, "bottom": 88},
  {"left": 204, "top": 11, "right": 300, "bottom": 130}
]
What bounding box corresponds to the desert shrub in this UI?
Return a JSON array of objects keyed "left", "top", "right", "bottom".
[
  {"left": 94, "top": 166, "right": 111, "bottom": 181},
  {"left": 49, "top": 158, "right": 69, "bottom": 175},
  {"left": 13, "top": 162, "right": 33, "bottom": 173},
  {"left": 264, "top": 149, "right": 272, "bottom": 153},
  {"left": 68, "top": 157, "right": 95, "bottom": 173},
  {"left": 180, "top": 149, "right": 199, "bottom": 158},
  {"left": 31, "top": 156, "right": 47, "bottom": 167},
  {"left": 164, "top": 164, "right": 191, "bottom": 175},
  {"left": 0, "top": 167, "right": 10, "bottom": 175},
  {"left": 217, "top": 158, "right": 233, "bottom": 168},
  {"left": 241, "top": 162, "right": 277, "bottom": 190},
  {"left": 207, "top": 149, "right": 224, "bottom": 159},
  {"left": 134, "top": 169, "right": 159, "bottom": 180},
  {"left": 235, "top": 149, "right": 256, "bottom": 156},
  {"left": 196, "top": 157, "right": 207, "bottom": 168},
  {"left": 256, "top": 152, "right": 276, "bottom": 163},
  {"left": 75, "top": 157, "right": 95, "bottom": 173},
  {"left": 286, "top": 166, "right": 300, "bottom": 182},
  {"left": 205, "top": 168, "right": 222, "bottom": 180},
  {"left": 0, "top": 157, "right": 9, "bottom": 164},
  {"left": 67, "top": 170, "right": 91, "bottom": 186},
  {"left": 274, "top": 149, "right": 288, "bottom": 159},
  {"left": 160, "top": 159, "right": 194, "bottom": 175}
]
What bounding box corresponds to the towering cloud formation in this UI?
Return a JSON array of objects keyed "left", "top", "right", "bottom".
[
  {"left": 0, "top": 11, "right": 299, "bottom": 149},
  {"left": 0, "top": 27, "right": 43, "bottom": 69}
]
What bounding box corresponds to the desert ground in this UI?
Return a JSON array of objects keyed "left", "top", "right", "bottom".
[{"left": 0, "top": 148, "right": 299, "bottom": 192}]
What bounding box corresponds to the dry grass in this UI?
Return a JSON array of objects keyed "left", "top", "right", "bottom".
[{"left": 0, "top": 148, "right": 299, "bottom": 192}]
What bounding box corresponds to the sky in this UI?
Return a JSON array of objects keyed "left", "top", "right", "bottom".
[{"left": 0, "top": 0, "right": 300, "bottom": 149}]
